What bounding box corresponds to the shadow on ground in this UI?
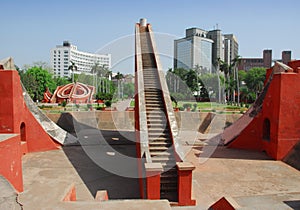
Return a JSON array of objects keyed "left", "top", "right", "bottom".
[
  {"left": 194, "top": 145, "right": 273, "bottom": 161},
  {"left": 283, "top": 200, "right": 300, "bottom": 209},
  {"left": 59, "top": 113, "right": 140, "bottom": 199}
]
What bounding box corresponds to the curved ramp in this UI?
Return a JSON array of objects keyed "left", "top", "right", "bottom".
[
  {"left": 1, "top": 57, "right": 77, "bottom": 145},
  {"left": 22, "top": 86, "right": 78, "bottom": 145},
  {"left": 214, "top": 66, "right": 276, "bottom": 145}
]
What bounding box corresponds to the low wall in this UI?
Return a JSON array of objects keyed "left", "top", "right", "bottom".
[
  {"left": 0, "top": 134, "right": 23, "bottom": 192},
  {"left": 47, "top": 111, "right": 241, "bottom": 133}
]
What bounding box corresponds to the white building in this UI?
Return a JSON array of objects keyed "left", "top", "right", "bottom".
[{"left": 50, "top": 41, "right": 111, "bottom": 78}]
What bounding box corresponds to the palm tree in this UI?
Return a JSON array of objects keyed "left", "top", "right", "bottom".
[
  {"left": 68, "top": 61, "right": 77, "bottom": 83},
  {"left": 219, "top": 59, "right": 230, "bottom": 103},
  {"left": 115, "top": 72, "right": 124, "bottom": 99},
  {"left": 230, "top": 55, "right": 241, "bottom": 105},
  {"left": 105, "top": 70, "right": 112, "bottom": 93}
]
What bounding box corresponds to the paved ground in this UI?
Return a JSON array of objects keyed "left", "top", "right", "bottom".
[
  {"left": 17, "top": 130, "right": 300, "bottom": 209},
  {"left": 177, "top": 142, "right": 300, "bottom": 209}
]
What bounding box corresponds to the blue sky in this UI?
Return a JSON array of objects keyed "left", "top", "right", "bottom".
[{"left": 1, "top": 0, "right": 300, "bottom": 73}]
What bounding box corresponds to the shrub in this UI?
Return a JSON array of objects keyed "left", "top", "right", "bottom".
[
  {"left": 105, "top": 100, "right": 112, "bottom": 107},
  {"left": 183, "top": 103, "right": 191, "bottom": 109},
  {"left": 61, "top": 100, "right": 67, "bottom": 107}
]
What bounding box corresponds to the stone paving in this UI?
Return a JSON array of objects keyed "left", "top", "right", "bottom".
[{"left": 14, "top": 130, "right": 300, "bottom": 209}]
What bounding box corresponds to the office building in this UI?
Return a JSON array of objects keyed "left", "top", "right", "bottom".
[
  {"left": 224, "top": 34, "right": 239, "bottom": 64},
  {"left": 50, "top": 41, "right": 111, "bottom": 78},
  {"left": 238, "top": 50, "right": 272, "bottom": 71},
  {"left": 174, "top": 27, "right": 238, "bottom": 73},
  {"left": 174, "top": 28, "right": 213, "bottom": 73}
]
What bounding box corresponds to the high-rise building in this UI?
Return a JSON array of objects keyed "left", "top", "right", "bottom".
[
  {"left": 207, "top": 30, "right": 224, "bottom": 68},
  {"left": 224, "top": 34, "right": 239, "bottom": 64},
  {"left": 50, "top": 41, "right": 111, "bottom": 78},
  {"left": 174, "top": 28, "right": 213, "bottom": 73},
  {"left": 174, "top": 27, "right": 238, "bottom": 73}
]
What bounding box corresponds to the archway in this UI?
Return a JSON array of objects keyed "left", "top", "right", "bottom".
[
  {"left": 20, "top": 122, "right": 26, "bottom": 142},
  {"left": 263, "top": 118, "right": 270, "bottom": 141}
]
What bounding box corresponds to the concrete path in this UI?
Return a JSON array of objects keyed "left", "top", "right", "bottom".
[
  {"left": 0, "top": 176, "right": 22, "bottom": 210},
  {"left": 17, "top": 129, "right": 300, "bottom": 209},
  {"left": 176, "top": 145, "right": 300, "bottom": 209}
]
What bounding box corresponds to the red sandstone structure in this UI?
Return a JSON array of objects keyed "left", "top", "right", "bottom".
[
  {"left": 43, "top": 82, "right": 95, "bottom": 103},
  {"left": 220, "top": 60, "right": 300, "bottom": 160},
  {"left": 0, "top": 68, "right": 59, "bottom": 192},
  {"left": 1, "top": 22, "right": 300, "bottom": 209},
  {"left": 135, "top": 19, "right": 196, "bottom": 206}
]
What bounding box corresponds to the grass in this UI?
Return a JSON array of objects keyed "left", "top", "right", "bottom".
[{"left": 39, "top": 99, "right": 249, "bottom": 114}]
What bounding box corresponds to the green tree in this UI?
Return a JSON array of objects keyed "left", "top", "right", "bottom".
[
  {"left": 25, "top": 66, "right": 56, "bottom": 101},
  {"left": 53, "top": 76, "right": 70, "bottom": 87},
  {"left": 244, "top": 67, "right": 266, "bottom": 98},
  {"left": 199, "top": 73, "right": 219, "bottom": 99},
  {"left": 20, "top": 72, "right": 38, "bottom": 99},
  {"left": 115, "top": 72, "right": 124, "bottom": 99},
  {"left": 123, "top": 83, "right": 134, "bottom": 98}
]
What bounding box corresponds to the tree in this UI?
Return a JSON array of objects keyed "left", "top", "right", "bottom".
[
  {"left": 53, "top": 76, "right": 70, "bottom": 87},
  {"left": 123, "top": 83, "right": 134, "bottom": 98},
  {"left": 244, "top": 67, "right": 266, "bottom": 98},
  {"left": 20, "top": 72, "right": 38, "bottom": 99},
  {"left": 199, "top": 73, "right": 220, "bottom": 99},
  {"left": 218, "top": 55, "right": 241, "bottom": 104},
  {"left": 68, "top": 61, "right": 77, "bottom": 83},
  {"left": 25, "top": 66, "right": 56, "bottom": 101},
  {"left": 115, "top": 72, "right": 124, "bottom": 99},
  {"left": 185, "top": 69, "right": 198, "bottom": 93},
  {"left": 23, "top": 61, "right": 53, "bottom": 74}
]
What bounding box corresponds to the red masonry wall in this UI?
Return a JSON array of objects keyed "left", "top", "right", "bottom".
[
  {"left": 0, "top": 70, "right": 59, "bottom": 192},
  {"left": 0, "top": 135, "right": 23, "bottom": 192},
  {"left": 0, "top": 70, "right": 58, "bottom": 153},
  {"left": 229, "top": 61, "right": 300, "bottom": 160}
]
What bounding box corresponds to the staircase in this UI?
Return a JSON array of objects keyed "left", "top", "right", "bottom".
[{"left": 139, "top": 25, "right": 178, "bottom": 202}]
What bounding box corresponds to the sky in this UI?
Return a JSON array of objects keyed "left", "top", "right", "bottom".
[{"left": 1, "top": 0, "right": 300, "bottom": 74}]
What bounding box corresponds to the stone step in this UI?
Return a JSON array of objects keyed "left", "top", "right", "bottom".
[
  {"left": 148, "top": 136, "right": 169, "bottom": 141},
  {"left": 150, "top": 151, "right": 173, "bottom": 157},
  {"left": 146, "top": 105, "right": 164, "bottom": 108},
  {"left": 161, "top": 169, "right": 177, "bottom": 177},
  {"left": 149, "top": 146, "right": 169, "bottom": 151},
  {"left": 161, "top": 184, "right": 177, "bottom": 191},
  {"left": 149, "top": 141, "right": 172, "bottom": 147},
  {"left": 146, "top": 108, "right": 165, "bottom": 112},
  {"left": 152, "top": 156, "right": 175, "bottom": 162},
  {"left": 148, "top": 131, "right": 169, "bottom": 136}
]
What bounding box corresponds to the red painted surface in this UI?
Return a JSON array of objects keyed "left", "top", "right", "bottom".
[
  {"left": 177, "top": 168, "right": 196, "bottom": 206},
  {"left": 0, "top": 70, "right": 58, "bottom": 153},
  {"left": 229, "top": 60, "right": 300, "bottom": 160},
  {"left": 95, "top": 190, "right": 109, "bottom": 201},
  {"left": 0, "top": 135, "right": 23, "bottom": 192},
  {"left": 145, "top": 171, "right": 161, "bottom": 199},
  {"left": 63, "top": 185, "right": 77, "bottom": 201},
  {"left": 0, "top": 70, "right": 59, "bottom": 192},
  {"left": 43, "top": 82, "right": 95, "bottom": 104},
  {"left": 209, "top": 197, "right": 237, "bottom": 210}
]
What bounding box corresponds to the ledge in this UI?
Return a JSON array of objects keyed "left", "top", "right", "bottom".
[
  {"left": 145, "top": 162, "right": 163, "bottom": 172},
  {"left": 176, "top": 162, "right": 195, "bottom": 171}
]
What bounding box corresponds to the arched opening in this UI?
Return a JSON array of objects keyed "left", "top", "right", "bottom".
[
  {"left": 20, "top": 122, "right": 26, "bottom": 142},
  {"left": 263, "top": 118, "right": 270, "bottom": 141}
]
